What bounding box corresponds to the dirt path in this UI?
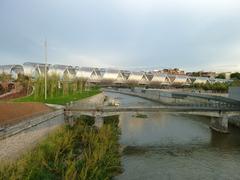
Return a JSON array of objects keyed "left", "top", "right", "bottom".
[{"left": 0, "top": 102, "right": 53, "bottom": 127}]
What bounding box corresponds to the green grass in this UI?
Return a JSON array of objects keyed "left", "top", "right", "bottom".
[
  {"left": 0, "top": 116, "right": 121, "bottom": 180},
  {"left": 13, "top": 89, "right": 101, "bottom": 105}
]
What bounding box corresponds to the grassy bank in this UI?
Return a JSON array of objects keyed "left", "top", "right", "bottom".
[
  {"left": 0, "top": 116, "right": 121, "bottom": 179},
  {"left": 14, "top": 89, "right": 101, "bottom": 105}
]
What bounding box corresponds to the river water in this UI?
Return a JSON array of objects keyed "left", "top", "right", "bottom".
[{"left": 105, "top": 92, "right": 240, "bottom": 180}]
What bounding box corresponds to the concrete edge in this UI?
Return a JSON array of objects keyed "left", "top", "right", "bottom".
[{"left": 0, "top": 109, "right": 64, "bottom": 140}]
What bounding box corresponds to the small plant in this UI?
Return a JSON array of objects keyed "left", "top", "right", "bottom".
[{"left": 133, "top": 113, "right": 148, "bottom": 118}]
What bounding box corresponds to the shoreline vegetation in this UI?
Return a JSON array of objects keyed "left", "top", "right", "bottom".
[
  {"left": 14, "top": 88, "right": 101, "bottom": 105},
  {"left": 0, "top": 115, "right": 122, "bottom": 180},
  {"left": 12, "top": 75, "right": 101, "bottom": 105}
]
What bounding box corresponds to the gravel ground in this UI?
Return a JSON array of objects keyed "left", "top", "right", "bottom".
[{"left": 0, "top": 114, "right": 64, "bottom": 162}]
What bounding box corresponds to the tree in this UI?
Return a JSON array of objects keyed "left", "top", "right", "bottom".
[
  {"left": 230, "top": 72, "right": 240, "bottom": 80},
  {"left": 230, "top": 80, "right": 240, "bottom": 87},
  {"left": 216, "top": 73, "right": 225, "bottom": 79}
]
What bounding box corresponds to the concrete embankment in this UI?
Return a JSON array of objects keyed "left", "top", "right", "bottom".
[
  {"left": 0, "top": 110, "right": 63, "bottom": 140},
  {"left": 73, "top": 92, "right": 105, "bottom": 106},
  {"left": 70, "top": 92, "right": 106, "bottom": 115},
  {"left": 105, "top": 88, "right": 240, "bottom": 107},
  {"left": 104, "top": 88, "right": 209, "bottom": 105}
]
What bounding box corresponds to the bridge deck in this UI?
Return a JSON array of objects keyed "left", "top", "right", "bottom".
[{"left": 65, "top": 105, "right": 240, "bottom": 113}]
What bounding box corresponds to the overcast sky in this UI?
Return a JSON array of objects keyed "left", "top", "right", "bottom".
[{"left": 1, "top": 0, "right": 240, "bottom": 72}]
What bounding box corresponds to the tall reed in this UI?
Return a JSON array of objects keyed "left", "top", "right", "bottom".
[
  {"left": 33, "top": 75, "right": 88, "bottom": 100},
  {"left": 0, "top": 116, "right": 121, "bottom": 180}
]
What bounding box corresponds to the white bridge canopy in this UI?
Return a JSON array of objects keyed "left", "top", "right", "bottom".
[{"left": 0, "top": 62, "right": 230, "bottom": 86}]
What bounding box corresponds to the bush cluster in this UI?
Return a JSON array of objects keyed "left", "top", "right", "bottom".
[
  {"left": 0, "top": 116, "right": 121, "bottom": 180},
  {"left": 191, "top": 82, "right": 229, "bottom": 92}
]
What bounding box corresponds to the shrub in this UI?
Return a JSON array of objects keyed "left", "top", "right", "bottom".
[{"left": 0, "top": 116, "right": 121, "bottom": 180}]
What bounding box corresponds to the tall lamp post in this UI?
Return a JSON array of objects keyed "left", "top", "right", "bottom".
[{"left": 44, "top": 40, "right": 48, "bottom": 100}]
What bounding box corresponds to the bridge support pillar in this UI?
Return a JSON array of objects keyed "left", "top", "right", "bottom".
[
  {"left": 210, "top": 114, "right": 228, "bottom": 133},
  {"left": 94, "top": 115, "right": 103, "bottom": 128},
  {"left": 64, "top": 103, "right": 75, "bottom": 127}
]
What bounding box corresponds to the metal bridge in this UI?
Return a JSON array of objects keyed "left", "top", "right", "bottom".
[
  {"left": 65, "top": 105, "right": 240, "bottom": 115},
  {"left": 64, "top": 103, "right": 240, "bottom": 134},
  {"left": 64, "top": 89, "right": 240, "bottom": 133}
]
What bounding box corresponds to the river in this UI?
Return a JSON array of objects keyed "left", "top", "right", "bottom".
[{"left": 104, "top": 92, "right": 240, "bottom": 180}]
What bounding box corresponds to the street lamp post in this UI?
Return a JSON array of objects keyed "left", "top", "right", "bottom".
[{"left": 44, "top": 40, "right": 48, "bottom": 100}]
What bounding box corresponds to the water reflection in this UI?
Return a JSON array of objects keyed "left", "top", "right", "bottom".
[
  {"left": 104, "top": 92, "right": 240, "bottom": 180},
  {"left": 119, "top": 113, "right": 211, "bottom": 147},
  {"left": 210, "top": 128, "right": 240, "bottom": 150}
]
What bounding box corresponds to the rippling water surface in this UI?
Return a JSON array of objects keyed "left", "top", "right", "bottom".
[{"left": 105, "top": 92, "right": 240, "bottom": 180}]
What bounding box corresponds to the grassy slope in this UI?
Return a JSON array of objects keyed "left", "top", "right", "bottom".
[
  {"left": 14, "top": 89, "right": 101, "bottom": 105},
  {"left": 0, "top": 116, "right": 121, "bottom": 180}
]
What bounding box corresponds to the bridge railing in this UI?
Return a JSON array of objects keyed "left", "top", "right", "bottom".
[{"left": 105, "top": 88, "right": 240, "bottom": 110}]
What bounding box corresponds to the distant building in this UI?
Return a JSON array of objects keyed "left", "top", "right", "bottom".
[
  {"left": 186, "top": 71, "right": 216, "bottom": 78},
  {"left": 223, "top": 72, "right": 231, "bottom": 80},
  {"left": 162, "top": 68, "right": 185, "bottom": 75},
  {"left": 213, "top": 78, "right": 229, "bottom": 84},
  {"left": 215, "top": 72, "right": 237, "bottom": 80}
]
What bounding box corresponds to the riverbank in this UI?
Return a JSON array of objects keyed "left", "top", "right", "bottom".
[{"left": 0, "top": 115, "right": 121, "bottom": 179}]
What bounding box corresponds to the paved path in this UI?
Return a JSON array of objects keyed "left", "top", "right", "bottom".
[
  {"left": 0, "top": 111, "right": 65, "bottom": 161},
  {"left": 0, "top": 122, "right": 61, "bottom": 162}
]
